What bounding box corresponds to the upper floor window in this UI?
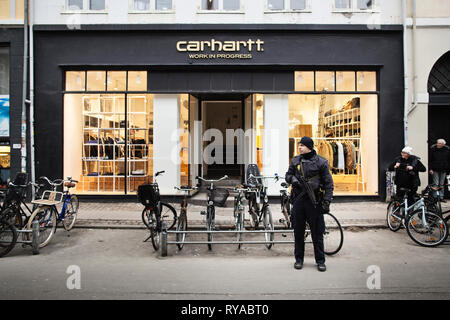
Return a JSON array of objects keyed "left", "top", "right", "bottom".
[
  {"left": 267, "top": 0, "right": 307, "bottom": 11},
  {"left": 334, "top": 0, "right": 375, "bottom": 11},
  {"left": 67, "top": 0, "right": 106, "bottom": 11},
  {"left": 201, "top": 0, "right": 240, "bottom": 11},
  {"left": 132, "top": 0, "right": 173, "bottom": 11}
]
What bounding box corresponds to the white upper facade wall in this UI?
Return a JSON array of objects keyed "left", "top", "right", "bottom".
[{"left": 33, "top": 0, "right": 404, "bottom": 25}]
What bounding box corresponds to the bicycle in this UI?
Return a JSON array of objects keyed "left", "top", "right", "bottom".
[
  {"left": 279, "top": 180, "right": 291, "bottom": 229},
  {"left": 25, "top": 177, "right": 80, "bottom": 248},
  {"left": 139, "top": 171, "right": 177, "bottom": 251},
  {"left": 0, "top": 215, "right": 18, "bottom": 258},
  {"left": 246, "top": 173, "right": 279, "bottom": 249},
  {"left": 196, "top": 175, "right": 229, "bottom": 251},
  {"left": 233, "top": 185, "right": 251, "bottom": 250},
  {"left": 141, "top": 171, "right": 177, "bottom": 232},
  {"left": 387, "top": 186, "right": 448, "bottom": 247},
  {"left": 174, "top": 185, "right": 198, "bottom": 251}
]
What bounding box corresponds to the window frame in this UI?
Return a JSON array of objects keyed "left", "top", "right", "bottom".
[
  {"left": 128, "top": 0, "right": 175, "bottom": 13},
  {"left": 332, "top": 0, "right": 379, "bottom": 13},
  {"left": 265, "top": 0, "right": 311, "bottom": 13},
  {"left": 197, "top": 0, "right": 244, "bottom": 14}
]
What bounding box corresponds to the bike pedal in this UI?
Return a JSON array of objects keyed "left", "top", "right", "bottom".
[
  {"left": 200, "top": 211, "right": 206, "bottom": 215},
  {"left": 281, "top": 234, "right": 287, "bottom": 238}
]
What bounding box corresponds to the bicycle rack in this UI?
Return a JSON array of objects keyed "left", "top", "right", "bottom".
[
  {"left": 0, "top": 221, "right": 40, "bottom": 256},
  {"left": 160, "top": 221, "right": 313, "bottom": 257}
]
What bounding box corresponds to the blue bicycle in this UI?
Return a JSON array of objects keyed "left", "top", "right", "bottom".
[{"left": 26, "top": 177, "right": 79, "bottom": 248}]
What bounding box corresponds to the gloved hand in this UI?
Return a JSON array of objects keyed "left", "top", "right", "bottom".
[
  {"left": 321, "top": 200, "right": 330, "bottom": 213},
  {"left": 292, "top": 180, "right": 301, "bottom": 189}
]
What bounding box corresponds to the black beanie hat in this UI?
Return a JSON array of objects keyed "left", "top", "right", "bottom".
[{"left": 300, "top": 136, "right": 314, "bottom": 150}]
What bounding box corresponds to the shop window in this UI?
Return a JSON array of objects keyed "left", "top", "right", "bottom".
[
  {"left": 156, "top": 0, "right": 172, "bottom": 10},
  {"left": 87, "top": 71, "right": 106, "bottom": 91},
  {"left": 357, "top": 71, "right": 376, "bottom": 91},
  {"left": 15, "top": 0, "right": 24, "bottom": 19},
  {"left": 289, "top": 94, "right": 378, "bottom": 195},
  {"left": 133, "top": 0, "right": 150, "bottom": 10},
  {"left": 66, "top": 71, "right": 86, "bottom": 91},
  {"left": 202, "top": 0, "right": 218, "bottom": 10},
  {"left": 128, "top": 71, "right": 147, "bottom": 91},
  {"left": 0, "top": 47, "right": 10, "bottom": 95},
  {"left": 223, "top": 0, "right": 240, "bottom": 10},
  {"left": 294, "top": 71, "right": 314, "bottom": 91},
  {"left": 334, "top": 0, "right": 351, "bottom": 9},
  {"left": 254, "top": 94, "right": 264, "bottom": 173},
  {"left": 267, "top": 0, "right": 284, "bottom": 10},
  {"left": 357, "top": 0, "right": 373, "bottom": 10},
  {"left": 291, "top": 0, "right": 306, "bottom": 10},
  {"left": 0, "top": 145, "right": 10, "bottom": 188},
  {"left": 107, "top": 71, "right": 126, "bottom": 92},
  {"left": 336, "top": 71, "right": 356, "bottom": 91},
  {"left": 179, "top": 94, "right": 189, "bottom": 186},
  {"left": 316, "top": 71, "right": 335, "bottom": 92},
  {"left": 68, "top": 0, "right": 83, "bottom": 10}
]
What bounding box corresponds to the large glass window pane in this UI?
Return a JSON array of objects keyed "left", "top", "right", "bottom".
[
  {"left": 336, "top": 71, "right": 356, "bottom": 91},
  {"left": 68, "top": 0, "right": 83, "bottom": 10},
  {"left": 268, "top": 0, "right": 284, "bottom": 10},
  {"left": 289, "top": 93, "right": 378, "bottom": 195},
  {"left": 128, "top": 71, "right": 147, "bottom": 91},
  {"left": 316, "top": 71, "right": 335, "bottom": 92},
  {"left": 294, "top": 71, "right": 314, "bottom": 91},
  {"left": 291, "top": 0, "right": 306, "bottom": 10},
  {"left": 223, "top": 0, "right": 240, "bottom": 10},
  {"left": 335, "top": 0, "right": 351, "bottom": 9},
  {"left": 0, "top": 146, "right": 10, "bottom": 188},
  {"left": 179, "top": 94, "right": 189, "bottom": 186},
  {"left": 134, "top": 0, "right": 150, "bottom": 10},
  {"left": 66, "top": 71, "right": 85, "bottom": 91},
  {"left": 89, "top": 0, "right": 105, "bottom": 10},
  {"left": 357, "top": 0, "right": 373, "bottom": 9},
  {"left": 357, "top": 71, "right": 377, "bottom": 91},
  {"left": 0, "top": 1, "right": 10, "bottom": 19},
  {"left": 107, "top": 71, "right": 126, "bottom": 92},
  {"left": 202, "top": 0, "right": 218, "bottom": 10},
  {"left": 87, "top": 71, "right": 106, "bottom": 91},
  {"left": 0, "top": 47, "right": 10, "bottom": 95},
  {"left": 254, "top": 94, "right": 264, "bottom": 173},
  {"left": 15, "top": 0, "right": 24, "bottom": 19},
  {"left": 127, "top": 94, "right": 154, "bottom": 192},
  {"left": 156, "top": 0, "right": 172, "bottom": 10}
]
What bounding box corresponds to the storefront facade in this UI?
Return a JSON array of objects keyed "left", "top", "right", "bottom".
[{"left": 33, "top": 24, "right": 404, "bottom": 199}]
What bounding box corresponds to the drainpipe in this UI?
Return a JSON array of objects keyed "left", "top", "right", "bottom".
[
  {"left": 409, "top": 0, "right": 419, "bottom": 115},
  {"left": 402, "top": 0, "right": 408, "bottom": 146},
  {"left": 21, "top": 0, "right": 28, "bottom": 174},
  {"left": 29, "top": 0, "right": 35, "bottom": 197}
]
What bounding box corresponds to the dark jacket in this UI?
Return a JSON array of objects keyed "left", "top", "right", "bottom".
[
  {"left": 285, "top": 150, "right": 334, "bottom": 202},
  {"left": 429, "top": 144, "right": 450, "bottom": 172},
  {"left": 388, "top": 155, "right": 426, "bottom": 188}
]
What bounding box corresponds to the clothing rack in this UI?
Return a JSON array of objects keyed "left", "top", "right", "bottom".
[{"left": 294, "top": 137, "right": 365, "bottom": 192}]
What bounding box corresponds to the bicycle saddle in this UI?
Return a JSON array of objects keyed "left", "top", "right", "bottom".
[
  {"left": 281, "top": 182, "right": 289, "bottom": 188},
  {"left": 398, "top": 187, "right": 411, "bottom": 193},
  {"left": 64, "top": 182, "right": 76, "bottom": 188}
]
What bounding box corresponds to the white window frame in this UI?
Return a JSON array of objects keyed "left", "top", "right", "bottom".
[
  {"left": 128, "top": 0, "right": 175, "bottom": 14},
  {"left": 64, "top": 0, "right": 108, "bottom": 13},
  {"left": 265, "top": 0, "right": 311, "bottom": 13},
  {"left": 197, "top": 0, "right": 244, "bottom": 14},
  {"left": 332, "top": 0, "right": 379, "bottom": 13}
]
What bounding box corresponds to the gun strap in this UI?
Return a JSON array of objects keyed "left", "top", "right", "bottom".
[{"left": 299, "top": 161, "right": 318, "bottom": 204}]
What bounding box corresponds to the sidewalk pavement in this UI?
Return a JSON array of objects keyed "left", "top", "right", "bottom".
[{"left": 72, "top": 197, "right": 450, "bottom": 229}]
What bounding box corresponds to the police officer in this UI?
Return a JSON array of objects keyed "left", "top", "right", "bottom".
[{"left": 285, "top": 136, "right": 334, "bottom": 272}]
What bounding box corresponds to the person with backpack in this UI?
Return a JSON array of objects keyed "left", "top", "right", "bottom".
[{"left": 285, "top": 136, "right": 334, "bottom": 272}]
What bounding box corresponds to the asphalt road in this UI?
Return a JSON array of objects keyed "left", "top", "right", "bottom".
[{"left": 0, "top": 227, "right": 449, "bottom": 300}]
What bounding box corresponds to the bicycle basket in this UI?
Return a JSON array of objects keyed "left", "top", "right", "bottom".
[
  {"left": 246, "top": 164, "right": 263, "bottom": 188},
  {"left": 137, "top": 184, "right": 160, "bottom": 207},
  {"left": 210, "top": 188, "right": 229, "bottom": 207}
]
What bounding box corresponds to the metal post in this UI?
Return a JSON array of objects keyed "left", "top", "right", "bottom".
[
  {"left": 31, "top": 220, "right": 39, "bottom": 255},
  {"left": 161, "top": 221, "right": 168, "bottom": 257}
]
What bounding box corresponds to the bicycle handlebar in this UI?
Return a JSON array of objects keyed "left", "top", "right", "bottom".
[
  {"left": 248, "top": 173, "right": 280, "bottom": 181},
  {"left": 174, "top": 186, "right": 198, "bottom": 192},
  {"left": 196, "top": 175, "right": 229, "bottom": 183}
]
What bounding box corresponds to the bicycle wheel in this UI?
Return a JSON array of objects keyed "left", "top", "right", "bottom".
[
  {"left": 386, "top": 200, "right": 402, "bottom": 232},
  {"left": 1, "top": 206, "right": 23, "bottom": 229},
  {"left": 160, "top": 203, "right": 177, "bottom": 230},
  {"left": 236, "top": 210, "right": 244, "bottom": 250},
  {"left": 281, "top": 196, "right": 291, "bottom": 229},
  {"left": 26, "top": 206, "right": 57, "bottom": 248},
  {"left": 62, "top": 195, "right": 79, "bottom": 231},
  {"left": 406, "top": 209, "right": 448, "bottom": 247},
  {"left": 263, "top": 206, "right": 274, "bottom": 249},
  {"left": 0, "top": 220, "right": 18, "bottom": 258},
  {"left": 149, "top": 210, "right": 161, "bottom": 251},
  {"left": 248, "top": 200, "right": 259, "bottom": 229},
  {"left": 176, "top": 213, "right": 187, "bottom": 251},
  {"left": 323, "top": 212, "right": 344, "bottom": 255},
  {"left": 207, "top": 206, "right": 214, "bottom": 251}
]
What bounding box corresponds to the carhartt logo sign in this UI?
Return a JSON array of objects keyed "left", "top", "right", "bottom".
[{"left": 176, "top": 38, "right": 264, "bottom": 60}]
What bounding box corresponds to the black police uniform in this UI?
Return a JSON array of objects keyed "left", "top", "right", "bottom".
[{"left": 285, "top": 150, "right": 334, "bottom": 265}]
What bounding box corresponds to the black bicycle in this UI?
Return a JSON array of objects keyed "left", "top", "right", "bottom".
[
  {"left": 0, "top": 215, "right": 18, "bottom": 258},
  {"left": 196, "top": 175, "right": 229, "bottom": 251},
  {"left": 279, "top": 180, "right": 292, "bottom": 229},
  {"left": 174, "top": 185, "right": 198, "bottom": 251},
  {"left": 139, "top": 171, "right": 177, "bottom": 251}
]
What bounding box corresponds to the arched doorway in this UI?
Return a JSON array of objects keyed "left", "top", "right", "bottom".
[{"left": 427, "top": 51, "right": 450, "bottom": 199}]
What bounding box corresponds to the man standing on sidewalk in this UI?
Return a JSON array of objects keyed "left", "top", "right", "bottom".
[
  {"left": 285, "top": 136, "right": 334, "bottom": 272},
  {"left": 429, "top": 139, "right": 450, "bottom": 202}
]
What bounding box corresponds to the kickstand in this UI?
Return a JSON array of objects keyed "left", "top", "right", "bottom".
[{"left": 143, "top": 234, "right": 152, "bottom": 243}]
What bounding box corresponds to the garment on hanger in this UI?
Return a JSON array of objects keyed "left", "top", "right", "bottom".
[{"left": 336, "top": 142, "right": 345, "bottom": 170}]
